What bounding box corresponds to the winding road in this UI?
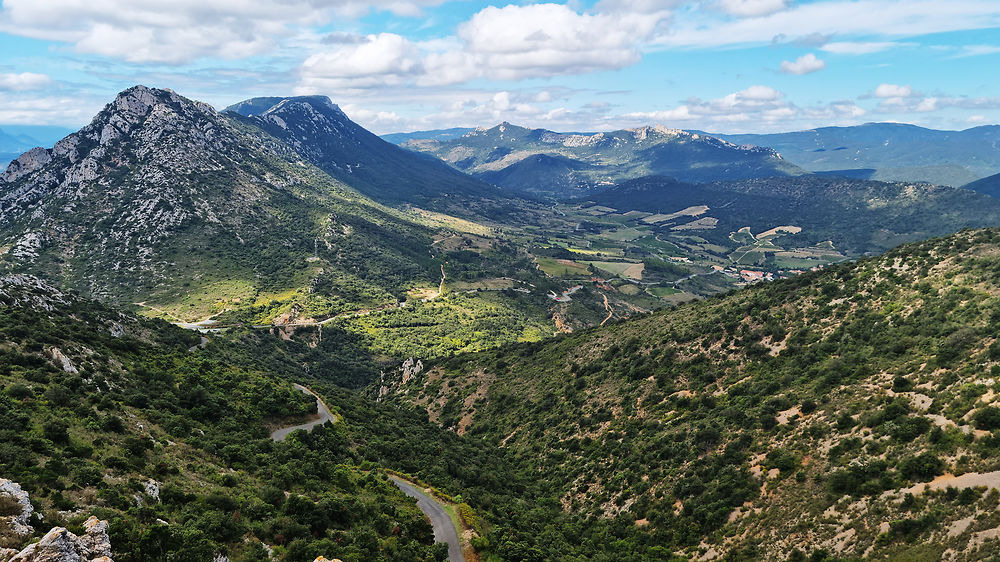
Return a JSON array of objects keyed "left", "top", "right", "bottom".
[
  {"left": 268, "top": 386, "right": 464, "bottom": 560},
  {"left": 389, "top": 476, "right": 464, "bottom": 562},
  {"left": 270, "top": 384, "right": 338, "bottom": 441}
]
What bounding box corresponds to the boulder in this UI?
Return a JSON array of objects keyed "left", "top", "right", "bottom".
[{"left": 8, "top": 515, "right": 113, "bottom": 562}]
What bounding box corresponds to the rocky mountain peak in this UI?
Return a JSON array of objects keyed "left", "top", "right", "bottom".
[
  {"left": 1, "top": 85, "right": 222, "bottom": 186},
  {"left": 265, "top": 95, "right": 343, "bottom": 115}
]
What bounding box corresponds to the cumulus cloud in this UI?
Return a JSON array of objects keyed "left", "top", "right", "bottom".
[
  {"left": 337, "top": 86, "right": 603, "bottom": 134},
  {"left": 298, "top": 3, "right": 670, "bottom": 91},
  {"left": 300, "top": 33, "right": 423, "bottom": 89},
  {"left": 780, "top": 53, "right": 826, "bottom": 75},
  {"left": 0, "top": 0, "right": 443, "bottom": 64},
  {"left": 874, "top": 83, "right": 915, "bottom": 98},
  {"left": 0, "top": 72, "right": 52, "bottom": 91}
]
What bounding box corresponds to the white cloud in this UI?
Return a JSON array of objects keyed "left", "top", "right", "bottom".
[
  {"left": 717, "top": 0, "right": 788, "bottom": 17},
  {"left": 874, "top": 83, "right": 914, "bottom": 98},
  {"left": 780, "top": 53, "right": 826, "bottom": 75},
  {"left": 820, "top": 41, "right": 910, "bottom": 55},
  {"left": 617, "top": 85, "right": 865, "bottom": 131},
  {"left": 873, "top": 91, "right": 1000, "bottom": 115},
  {"left": 299, "top": 33, "right": 423, "bottom": 90},
  {"left": 452, "top": 3, "right": 663, "bottom": 80},
  {"left": 299, "top": 3, "right": 670, "bottom": 91},
  {"left": 0, "top": 72, "right": 52, "bottom": 91},
  {"left": 0, "top": 0, "right": 444, "bottom": 64},
  {"left": 953, "top": 44, "right": 1000, "bottom": 58},
  {"left": 0, "top": 92, "right": 103, "bottom": 124}
]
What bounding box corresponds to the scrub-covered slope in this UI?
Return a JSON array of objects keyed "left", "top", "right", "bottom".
[{"left": 392, "top": 227, "right": 1000, "bottom": 560}]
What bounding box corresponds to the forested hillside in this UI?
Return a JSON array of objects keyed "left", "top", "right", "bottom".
[
  {"left": 0, "top": 274, "right": 467, "bottom": 561},
  {"left": 389, "top": 227, "right": 1000, "bottom": 559}
]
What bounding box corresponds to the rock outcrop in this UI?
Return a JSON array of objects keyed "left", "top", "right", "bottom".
[
  {"left": 0, "top": 479, "right": 33, "bottom": 536},
  {"left": 4, "top": 516, "right": 113, "bottom": 562}
]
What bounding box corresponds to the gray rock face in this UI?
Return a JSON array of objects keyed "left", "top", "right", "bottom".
[
  {"left": 6, "top": 516, "right": 113, "bottom": 562},
  {"left": 0, "top": 275, "right": 68, "bottom": 312},
  {"left": 0, "top": 85, "right": 319, "bottom": 301},
  {"left": 0, "top": 479, "right": 33, "bottom": 536},
  {"left": 1, "top": 148, "right": 52, "bottom": 183}
]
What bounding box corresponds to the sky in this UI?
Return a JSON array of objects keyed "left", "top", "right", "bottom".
[{"left": 1, "top": 0, "right": 999, "bottom": 135}]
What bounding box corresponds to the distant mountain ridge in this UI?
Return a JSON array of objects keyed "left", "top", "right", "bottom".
[
  {"left": 963, "top": 171, "right": 1000, "bottom": 199},
  {"left": 402, "top": 122, "right": 804, "bottom": 198},
  {"left": 709, "top": 122, "right": 1000, "bottom": 186},
  {"left": 224, "top": 96, "right": 500, "bottom": 207}
]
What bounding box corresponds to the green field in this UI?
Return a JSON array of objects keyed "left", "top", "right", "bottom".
[
  {"left": 647, "top": 286, "right": 681, "bottom": 297},
  {"left": 536, "top": 257, "right": 592, "bottom": 277}
]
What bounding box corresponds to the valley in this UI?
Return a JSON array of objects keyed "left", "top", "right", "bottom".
[{"left": 5, "top": 83, "right": 1000, "bottom": 562}]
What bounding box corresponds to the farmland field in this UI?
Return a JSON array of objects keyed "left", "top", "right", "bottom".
[
  {"left": 582, "top": 261, "right": 645, "bottom": 279},
  {"left": 536, "top": 257, "right": 591, "bottom": 277}
]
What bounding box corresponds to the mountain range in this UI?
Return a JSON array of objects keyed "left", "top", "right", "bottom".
[
  {"left": 390, "top": 121, "right": 1000, "bottom": 191},
  {"left": 402, "top": 122, "right": 804, "bottom": 198},
  {"left": 585, "top": 174, "right": 1000, "bottom": 254}
]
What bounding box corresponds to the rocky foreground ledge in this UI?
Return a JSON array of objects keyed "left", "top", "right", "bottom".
[{"left": 0, "top": 516, "right": 112, "bottom": 562}]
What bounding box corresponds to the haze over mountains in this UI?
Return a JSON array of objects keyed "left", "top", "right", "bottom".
[
  {"left": 7, "top": 84, "right": 1000, "bottom": 561},
  {"left": 711, "top": 122, "right": 1000, "bottom": 187},
  {"left": 0, "top": 126, "right": 76, "bottom": 169}
]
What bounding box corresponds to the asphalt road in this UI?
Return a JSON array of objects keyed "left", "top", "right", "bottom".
[
  {"left": 389, "top": 476, "right": 464, "bottom": 562},
  {"left": 270, "top": 384, "right": 337, "bottom": 441}
]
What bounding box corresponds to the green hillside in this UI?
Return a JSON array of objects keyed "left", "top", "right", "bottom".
[
  {"left": 386, "top": 227, "right": 1000, "bottom": 559},
  {"left": 0, "top": 274, "right": 457, "bottom": 561}
]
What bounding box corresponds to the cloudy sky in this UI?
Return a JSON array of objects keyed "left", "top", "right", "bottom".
[{"left": 1, "top": 0, "right": 999, "bottom": 134}]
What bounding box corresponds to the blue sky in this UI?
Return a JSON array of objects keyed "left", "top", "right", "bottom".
[{"left": 1, "top": 0, "right": 999, "bottom": 134}]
